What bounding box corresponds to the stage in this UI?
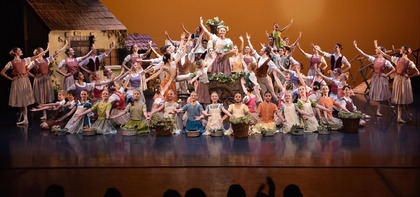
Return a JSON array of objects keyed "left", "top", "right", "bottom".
[{"left": 0, "top": 94, "right": 419, "bottom": 196}]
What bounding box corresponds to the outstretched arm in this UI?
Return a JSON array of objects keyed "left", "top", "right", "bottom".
[
  {"left": 239, "top": 36, "right": 244, "bottom": 54},
  {"left": 374, "top": 40, "right": 392, "bottom": 59},
  {"left": 181, "top": 24, "right": 192, "bottom": 35},
  {"left": 145, "top": 67, "right": 164, "bottom": 83},
  {"left": 353, "top": 40, "right": 369, "bottom": 58},
  {"left": 148, "top": 41, "right": 162, "bottom": 58},
  {"left": 52, "top": 40, "right": 69, "bottom": 59},
  {"left": 312, "top": 43, "right": 330, "bottom": 58},
  {"left": 29, "top": 43, "right": 50, "bottom": 61},
  {"left": 296, "top": 42, "right": 311, "bottom": 58},
  {"left": 199, "top": 17, "right": 213, "bottom": 38},
  {"left": 280, "top": 19, "right": 294, "bottom": 32},
  {"left": 164, "top": 31, "right": 176, "bottom": 46}
]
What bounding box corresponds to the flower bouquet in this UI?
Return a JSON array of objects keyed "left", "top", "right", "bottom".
[
  {"left": 230, "top": 115, "right": 253, "bottom": 138},
  {"left": 150, "top": 114, "right": 175, "bottom": 136},
  {"left": 290, "top": 124, "right": 304, "bottom": 136}
]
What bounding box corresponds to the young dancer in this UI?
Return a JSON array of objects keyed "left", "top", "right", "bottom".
[
  {"left": 266, "top": 19, "right": 293, "bottom": 49},
  {"left": 200, "top": 16, "right": 233, "bottom": 74},
  {"left": 225, "top": 92, "right": 256, "bottom": 135},
  {"left": 1, "top": 44, "right": 49, "bottom": 125},
  {"left": 65, "top": 90, "right": 92, "bottom": 134},
  {"left": 189, "top": 60, "right": 210, "bottom": 105},
  {"left": 31, "top": 90, "right": 67, "bottom": 112},
  {"left": 252, "top": 91, "right": 284, "bottom": 134},
  {"left": 340, "top": 85, "right": 368, "bottom": 126},
  {"left": 40, "top": 90, "right": 77, "bottom": 129},
  {"left": 201, "top": 92, "right": 232, "bottom": 135},
  {"left": 123, "top": 60, "right": 146, "bottom": 103},
  {"left": 230, "top": 36, "right": 246, "bottom": 73},
  {"left": 353, "top": 40, "right": 395, "bottom": 116},
  {"left": 75, "top": 90, "right": 116, "bottom": 135},
  {"left": 314, "top": 43, "right": 351, "bottom": 74},
  {"left": 174, "top": 91, "right": 205, "bottom": 134},
  {"left": 297, "top": 86, "right": 331, "bottom": 132},
  {"left": 108, "top": 81, "right": 130, "bottom": 125},
  {"left": 376, "top": 41, "right": 419, "bottom": 123},
  {"left": 112, "top": 89, "right": 150, "bottom": 134},
  {"left": 243, "top": 46, "right": 256, "bottom": 66},
  {"left": 280, "top": 91, "right": 309, "bottom": 133},
  {"left": 121, "top": 43, "right": 151, "bottom": 70},
  {"left": 149, "top": 89, "right": 180, "bottom": 134},
  {"left": 318, "top": 85, "right": 351, "bottom": 130}
]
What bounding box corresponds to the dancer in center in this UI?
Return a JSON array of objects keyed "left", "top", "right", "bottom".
[
  {"left": 201, "top": 92, "right": 232, "bottom": 135},
  {"left": 200, "top": 16, "right": 233, "bottom": 74}
]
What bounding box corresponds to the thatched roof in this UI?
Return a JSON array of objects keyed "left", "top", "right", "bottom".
[
  {"left": 126, "top": 34, "right": 158, "bottom": 51},
  {"left": 26, "top": 0, "right": 126, "bottom": 31}
]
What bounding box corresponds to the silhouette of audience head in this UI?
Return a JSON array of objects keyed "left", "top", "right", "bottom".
[
  {"left": 45, "top": 184, "right": 65, "bottom": 197},
  {"left": 227, "top": 184, "right": 246, "bottom": 197},
  {"left": 104, "top": 188, "right": 122, "bottom": 197},
  {"left": 185, "top": 188, "right": 206, "bottom": 197},
  {"left": 162, "top": 189, "right": 181, "bottom": 197},
  {"left": 283, "top": 184, "right": 302, "bottom": 197}
]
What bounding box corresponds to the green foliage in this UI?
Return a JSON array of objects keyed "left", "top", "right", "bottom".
[
  {"left": 150, "top": 114, "right": 175, "bottom": 131},
  {"left": 229, "top": 115, "right": 254, "bottom": 124},
  {"left": 205, "top": 17, "right": 225, "bottom": 26},
  {"left": 338, "top": 111, "right": 363, "bottom": 119},
  {"left": 120, "top": 125, "right": 138, "bottom": 130},
  {"left": 209, "top": 71, "right": 245, "bottom": 84}
]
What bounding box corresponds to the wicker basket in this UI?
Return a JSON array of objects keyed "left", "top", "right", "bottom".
[
  {"left": 210, "top": 130, "right": 224, "bottom": 137},
  {"left": 342, "top": 118, "right": 360, "bottom": 133},
  {"left": 83, "top": 128, "right": 97, "bottom": 136},
  {"left": 262, "top": 129, "right": 275, "bottom": 137},
  {"left": 155, "top": 126, "right": 172, "bottom": 136},
  {"left": 291, "top": 128, "right": 304, "bottom": 136},
  {"left": 231, "top": 123, "right": 249, "bottom": 138},
  {"left": 121, "top": 128, "right": 137, "bottom": 136},
  {"left": 53, "top": 128, "right": 68, "bottom": 136},
  {"left": 186, "top": 130, "right": 201, "bottom": 137},
  {"left": 317, "top": 125, "right": 331, "bottom": 135}
]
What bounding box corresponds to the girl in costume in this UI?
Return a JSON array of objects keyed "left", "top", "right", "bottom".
[
  {"left": 174, "top": 91, "right": 205, "bottom": 134},
  {"left": 318, "top": 85, "right": 351, "bottom": 130},
  {"left": 123, "top": 60, "right": 146, "bottom": 103},
  {"left": 108, "top": 81, "right": 130, "bottom": 125},
  {"left": 252, "top": 91, "right": 284, "bottom": 134},
  {"left": 296, "top": 86, "right": 331, "bottom": 132},
  {"left": 189, "top": 60, "right": 210, "bottom": 105},
  {"left": 296, "top": 42, "right": 327, "bottom": 77},
  {"left": 40, "top": 90, "right": 77, "bottom": 129},
  {"left": 229, "top": 36, "right": 246, "bottom": 73},
  {"left": 65, "top": 89, "right": 92, "bottom": 134},
  {"left": 149, "top": 89, "right": 181, "bottom": 134},
  {"left": 201, "top": 92, "right": 232, "bottom": 135}
]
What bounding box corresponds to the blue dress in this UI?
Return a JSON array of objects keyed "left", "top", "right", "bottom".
[{"left": 182, "top": 102, "right": 204, "bottom": 134}]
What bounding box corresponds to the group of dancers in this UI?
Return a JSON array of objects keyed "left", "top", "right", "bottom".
[{"left": 2, "top": 17, "right": 419, "bottom": 135}]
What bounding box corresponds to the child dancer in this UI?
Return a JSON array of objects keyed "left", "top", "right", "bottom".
[
  {"left": 318, "top": 85, "right": 351, "bottom": 130},
  {"left": 225, "top": 92, "right": 256, "bottom": 135},
  {"left": 243, "top": 62, "right": 262, "bottom": 103},
  {"left": 123, "top": 61, "right": 146, "bottom": 103},
  {"left": 68, "top": 71, "right": 110, "bottom": 101},
  {"left": 31, "top": 90, "right": 67, "bottom": 112},
  {"left": 316, "top": 69, "right": 348, "bottom": 100},
  {"left": 112, "top": 89, "right": 150, "bottom": 134},
  {"left": 297, "top": 86, "right": 331, "bottom": 132},
  {"left": 201, "top": 92, "right": 232, "bottom": 135},
  {"left": 29, "top": 40, "right": 68, "bottom": 119},
  {"left": 266, "top": 19, "right": 293, "bottom": 49},
  {"left": 65, "top": 90, "right": 92, "bottom": 134},
  {"left": 149, "top": 89, "right": 180, "bottom": 134},
  {"left": 189, "top": 60, "right": 210, "bottom": 105},
  {"left": 375, "top": 41, "right": 419, "bottom": 123},
  {"left": 280, "top": 91, "right": 310, "bottom": 133},
  {"left": 252, "top": 92, "right": 284, "bottom": 134},
  {"left": 75, "top": 90, "right": 116, "bottom": 135},
  {"left": 40, "top": 90, "right": 77, "bottom": 129},
  {"left": 1, "top": 44, "right": 49, "bottom": 125},
  {"left": 340, "top": 85, "right": 369, "bottom": 126},
  {"left": 174, "top": 91, "right": 205, "bottom": 134},
  {"left": 55, "top": 47, "right": 93, "bottom": 91}
]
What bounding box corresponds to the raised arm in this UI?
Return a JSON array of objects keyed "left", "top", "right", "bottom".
[
  {"left": 296, "top": 42, "right": 311, "bottom": 58},
  {"left": 145, "top": 67, "right": 164, "bottom": 83},
  {"left": 199, "top": 17, "right": 212, "bottom": 38},
  {"left": 181, "top": 24, "right": 192, "bottom": 35},
  {"left": 312, "top": 43, "right": 329, "bottom": 58},
  {"left": 164, "top": 31, "right": 176, "bottom": 46},
  {"left": 290, "top": 32, "right": 302, "bottom": 49},
  {"left": 239, "top": 36, "right": 244, "bottom": 54},
  {"left": 374, "top": 40, "right": 392, "bottom": 59},
  {"left": 246, "top": 32, "right": 255, "bottom": 52},
  {"left": 103, "top": 41, "right": 115, "bottom": 56},
  {"left": 353, "top": 40, "right": 369, "bottom": 58},
  {"left": 280, "top": 19, "right": 293, "bottom": 32},
  {"left": 149, "top": 41, "right": 162, "bottom": 58},
  {"left": 273, "top": 70, "right": 286, "bottom": 92},
  {"left": 29, "top": 43, "right": 50, "bottom": 61},
  {"left": 51, "top": 40, "right": 68, "bottom": 59}
]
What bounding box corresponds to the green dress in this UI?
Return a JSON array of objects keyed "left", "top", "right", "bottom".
[
  {"left": 271, "top": 30, "right": 284, "bottom": 49},
  {"left": 122, "top": 101, "right": 150, "bottom": 134}
]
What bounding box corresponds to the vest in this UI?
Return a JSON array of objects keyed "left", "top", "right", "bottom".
[
  {"left": 373, "top": 58, "right": 386, "bottom": 74},
  {"left": 330, "top": 55, "right": 342, "bottom": 70},
  {"left": 11, "top": 59, "right": 27, "bottom": 76},
  {"left": 65, "top": 58, "right": 80, "bottom": 74},
  {"left": 87, "top": 57, "right": 100, "bottom": 72},
  {"left": 395, "top": 58, "right": 410, "bottom": 76},
  {"left": 35, "top": 59, "right": 50, "bottom": 76},
  {"left": 177, "top": 55, "right": 190, "bottom": 75},
  {"left": 309, "top": 55, "right": 321, "bottom": 69},
  {"left": 256, "top": 58, "right": 271, "bottom": 78},
  {"left": 344, "top": 99, "right": 354, "bottom": 112},
  {"left": 129, "top": 54, "right": 141, "bottom": 68},
  {"left": 112, "top": 91, "right": 125, "bottom": 110},
  {"left": 93, "top": 87, "right": 104, "bottom": 99}
]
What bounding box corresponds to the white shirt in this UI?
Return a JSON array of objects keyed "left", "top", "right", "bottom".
[
  {"left": 68, "top": 82, "right": 95, "bottom": 91},
  {"left": 4, "top": 58, "right": 31, "bottom": 70},
  {"left": 124, "top": 54, "right": 146, "bottom": 62},
  {"left": 325, "top": 53, "right": 350, "bottom": 66},
  {"left": 79, "top": 53, "right": 107, "bottom": 67},
  {"left": 391, "top": 56, "right": 416, "bottom": 68},
  {"left": 27, "top": 56, "right": 53, "bottom": 69},
  {"left": 340, "top": 96, "right": 357, "bottom": 111},
  {"left": 252, "top": 50, "right": 277, "bottom": 69},
  {"left": 367, "top": 56, "right": 392, "bottom": 68},
  {"left": 57, "top": 57, "right": 83, "bottom": 69}
]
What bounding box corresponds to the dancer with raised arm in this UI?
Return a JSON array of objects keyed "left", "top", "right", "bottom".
[
  {"left": 314, "top": 43, "right": 351, "bottom": 74},
  {"left": 353, "top": 40, "right": 395, "bottom": 116},
  {"left": 1, "top": 44, "right": 49, "bottom": 125},
  {"left": 230, "top": 36, "right": 246, "bottom": 73},
  {"left": 121, "top": 43, "right": 151, "bottom": 70},
  {"left": 376, "top": 41, "right": 419, "bottom": 123},
  {"left": 296, "top": 42, "right": 327, "bottom": 77},
  {"left": 79, "top": 41, "right": 115, "bottom": 76},
  {"left": 29, "top": 40, "right": 68, "bottom": 119},
  {"left": 200, "top": 16, "right": 233, "bottom": 74},
  {"left": 266, "top": 19, "right": 293, "bottom": 50}
]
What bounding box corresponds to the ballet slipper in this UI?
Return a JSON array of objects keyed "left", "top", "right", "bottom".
[
  {"left": 17, "top": 112, "right": 23, "bottom": 121},
  {"left": 40, "top": 116, "right": 47, "bottom": 120},
  {"left": 16, "top": 120, "right": 28, "bottom": 125},
  {"left": 363, "top": 114, "right": 371, "bottom": 119},
  {"left": 397, "top": 118, "right": 406, "bottom": 124},
  {"left": 376, "top": 112, "right": 382, "bottom": 117}
]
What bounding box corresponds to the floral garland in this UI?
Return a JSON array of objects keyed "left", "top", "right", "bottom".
[
  {"left": 150, "top": 114, "right": 175, "bottom": 131},
  {"left": 338, "top": 111, "right": 363, "bottom": 119},
  {"left": 189, "top": 71, "right": 245, "bottom": 84},
  {"left": 229, "top": 115, "right": 254, "bottom": 124}
]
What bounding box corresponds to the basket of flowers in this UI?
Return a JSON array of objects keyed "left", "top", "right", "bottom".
[
  {"left": 120, "top": 125, "right": 137, "bottom": 136},
  {"left": 51, "top": 125, "right": 67, "bottom": 136},
  {"left": 261, "top": 127, "right": 276, "bottom": 137},
  {"left": 205, "top": 16, "right": 225, "bottom": 34},
  {"left": 150, "top": 114, "right": 174, "bottom": 136},
  {"left": 210, "top": 127, "right": 224, "bottom": 137},
  {"left": 317, "top": 124, "right": 331, "bottom": 135},
  {"left": 186, "top": 130, "right": 201, "bottom": 137},
  {"left": 290, "top": 124, "right": 304, "bottom": 136},
  {"left": 82, "top": 126, "right": 97, "bottom": 136},
  {"left": 230, "top": 115, "right": 253, "bottom": 138},
  {"left": 338, "top": 111, "right": 363, "bottom": 133}
]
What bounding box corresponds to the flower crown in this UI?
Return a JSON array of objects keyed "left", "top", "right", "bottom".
[{"left": 217, "top": 25, "right": 229, "bottom": 32}]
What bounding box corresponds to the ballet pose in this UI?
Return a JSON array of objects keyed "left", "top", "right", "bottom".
[
  {"left": 315, "top": 43, "right": 351, "bottom": 74},
  {"left": 376, "top": 41, "right": 419, "bottom": 123},
  {"left": 149, "top": 89, "right": 180, "bottom": 134},
  {"left": 31, "top": 90, "right": 67, "bottom": 112},
  {"left": 123, "top": 60, "right": 147, "bottom": 103},
  {"left": 230, "top": 36, "right": 246, "bottom": 73},
  {"left": 40, "top": 90, "right": 77, "bottom": 129},
  {"left": 108, "top": 81, "right": 130, "bottom": 125},
  {"left": 200, "top": 16, "right": 233, "bottom": 74},
  {"left": 112, "top": 89, "right": 150, "bottom": 134},
  {"left": 79, "top": 42, "right": 115, "bottom": 76},
  {"left": 280, "top": 91, "right": 308, "bottom": 134},
  {"left": 266, "top": 19, "right": 293, "bottom": 49},
  {"left": 340, "top": 85, "right": 368, "bottom": 126},
  {"left": 1, "top": 44, "right": 49, "bottom": 125},
  {"left": 353, "top": 40, "right": 395, "bottom": 116},
  {"left": 121, "top": 43, "right": 151, "bottom": 70},
  {"left": 296, "top": 42, "right": 327, "bottom": 77},
  {"left": 189, "top": 60, "right": 210, "bottom": 105},
  {"left": 56, "top": 47, "right": 93, "bottom": 91},
  {"left": 75, "top": 90, "right": 116, "bottom": 135}
]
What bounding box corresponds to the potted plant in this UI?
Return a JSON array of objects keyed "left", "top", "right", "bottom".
[
  {"left": 51, "top": 125, "right": 67, "bottom": 136},
  {"left": 205, "top": 16, "right": 226, "bottom": 34},
  {"left": 150, "top": 114, "right": 175, "bottom": 136},
  {"left": 230, "top": 115, "right": 254, "bottom": 138},
  {"left": 317, "top": 124, "right": 331, "bottom": 135},
  {"left": 338, "top": 111, "right": 363, "bottom": 133}
]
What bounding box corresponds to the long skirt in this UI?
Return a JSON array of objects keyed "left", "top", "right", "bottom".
[
  {"left": 320, "top": 116, "right": 343, "bottom": 131},
  {"left": 392, "top": 75, "right": 413, "bottom": 104},
  {"left": 65, "top": 114, "right": 89, "bottom": 134},
  {"left": 184, "top": 120, "right": 204, "bottom": 134},
  {"left": 110, "top": 109, "right": 130, "bottom": 125},
  {"left": 307, "top": 67, "right": 317, "bottom": 77},
  {"left": 161, "top": 78, "right": 177, "bottom": 102},
  {"left": 33, "top": 75, "right": 55, "bottom": 104},
  {"left": 197, "top": 82, "right": 210, "bottom": 104},
  {"left": 210, "top": 53, "right": 231, "bottom": 74},
  {"left": 9, "top": 76, "right": 35, "bottom": 107},
  {"left": 123, "top": 119, "right": 150, "bottom": 134},
  {"left": 62, "top": 75, "right": 75, "bottom": 91},
  {"left": 92, "top": 119, "right": 117, "bottom": 135},
  {"left": 370, "top": 74, "right": 391, "bottom": 101}
]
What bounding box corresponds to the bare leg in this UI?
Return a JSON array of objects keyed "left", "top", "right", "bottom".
[
  {"left": 41, "top": 110, "right": 47, "bottom": 120},
  {"left": 17, "top": 107, "right": 29, "bottom": 125},
  {"left": 397, "top": 104, "right": 405, "bottom": 123},
  {"left": 376, "top": 103, "right": 382, "bottom": 116}
]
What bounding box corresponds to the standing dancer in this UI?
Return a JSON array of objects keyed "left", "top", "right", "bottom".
[
  {"left": 189, "top": 60, "right": 210, "bottom": 105},
  {"left": 296, "top": 42, "right": 327, "bottom": 77},
  {"left": 230, "top": 36, "right": 246, "bottom": 73},
  {"left": 121, "top": 43, "right": 151, "bottom": 70},
  {"left": 1, "top": 44, "right": 49, "bottom": 125},
  {"left": 123, "top": 60, "right": 146, "bottom": 103},
  {"left": 314, "top": 43, "right": 351, "bottom": 74},
  {"left": 246, "top": 32, "right": 281, "bottom": 102},
  {"left": 79, "top": 41, "right": 115, "bottom": 78},
  {"left": 243, "top": 46, "right": 256, "bottom": 66},
  {"left": 56, "top": 47, "right": 93, "bottom": 91},
  {"left": 376, "top": 41, "right": 419, "bottom": 123},
  {"left": 29, "top": 40, "right": 68, "bottom": 119},
  {"left": 266, "top": 19, "right": 293, "bottom": 49},
  {"left": 200, "top": 17, "right": 233, "bottom": 74},
  {"left": 353, "top": 40, "right": 395, "bottom": 116}
]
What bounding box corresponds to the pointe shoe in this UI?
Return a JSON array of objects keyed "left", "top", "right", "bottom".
[
  {"left": 40, "top": 116, "right": 47, "bottom": 120},
  {"left": 16, "top": 120, "right": 28, "bottom": 125},
  {"left": 397, "top": 118, "right": 406, "bottom": 124},
  {"left": 17, "top": 112, "right": 23, "bottom": 121},
  {"left": 376, "top": 112, "right": 382, "bottom": 117}
]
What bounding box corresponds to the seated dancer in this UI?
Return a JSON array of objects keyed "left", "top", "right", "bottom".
[
  {"left": 68, "top": 71, "right": 110, "bottom": 101},
  {"left": 1, "top": 44, "right": 49, "bottom": 125},
  {"left": 340, "top": 85, "right": 370, "bottom": 126},
  {"left": 318, "top": 85, "right": 351, "bottom": 130},
  {"left": 225, "top": 92, "right": 257, "bottom": 135},
  {"left": 149, "top": 89, "right": 180, "bottom": 134},
  {"left": 40, "top": 90, "right": 77, "bottom": 129},
  {"left": 56, "top": 47, "right": 93, "bottom": 91},
  {"left": 266, "top": 19, "right": 293, "bottom": 50},
  {"left": 252, "top": 91, "right": 283, "bottom": 134},
  {"left": 201, "top": 92, "right": 232, "bottom": 135},
  {"left": 31, "top": 90, "right": 68, "bottom": 112},
  {"left": 353, "top": 40, "right": 395, "bottom": 117},
  {"left": 65, "top": 90, "right": 92, "bottom": 134},
  {"left": 108, "top": 81, "right": 130, "bottom": 126},
  {"left": 174, "top": 91, "right": 205, "bottom": 134},
  {"left": 279, "top": 91, "right": 312, "bottom": 133},
  {"left": 316, "top": 69, "right": 350, "bottom": 101}
]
